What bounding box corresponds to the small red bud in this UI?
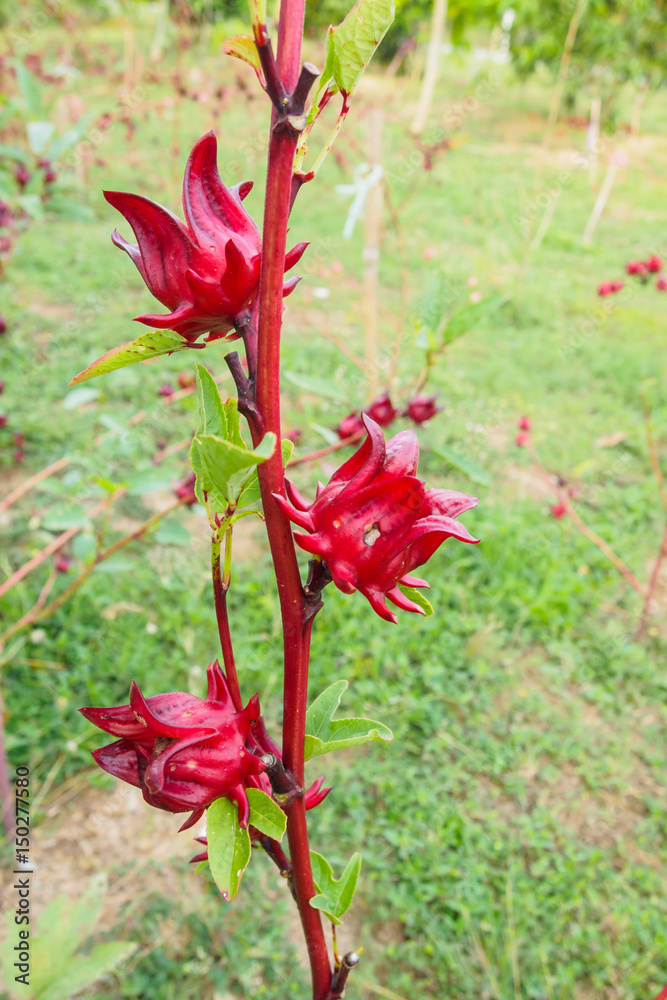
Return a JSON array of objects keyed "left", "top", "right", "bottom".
[
  {"left": 14, "top": 164, "right": 30, "bottom": 188},
  {"left": 518, "top": 415, "right": 531, "bottom": 431},
  {"left": 515, "top": 431, "right": 530, "bottom": 447},
  {"left": 646, "top": 255, "right": 663, "bottom": 273},
  {"left": 174, "top": 473, "right": 197, "bottom": 505},
  {"left": 0, "top": 414, "right": 8, "bottom": 428},
  {"left": 55, "top": 554, "right": 71, "bottom": 573},
  {"left": 406, "top": 395, "right": 442, "bottom": 425},
  {"left": 177, "top": 372, "right": 195, "bottom": 389},
  {"left": 158, "top": 383, "right": 174, "bottom": 398},
  {"left": 366, "top": 392, "right": 396, "bottom": 427},
  {"left": 0, "top": 316, "right": 7, "bottom": 334},
  {"left": 13, "top": 450, "right": 24, "bottom": 463},
  {"left": 287, "top": 428, "right": 302, "bottom": 443},
  {"left": 626, "top": 260, "right": 648, "bottom": 277},
  {"left": 336, "top": 412, "right": 365, "bottom": 440},
  {"left": 657, "top": 277, "right": 667, "bottom": 291},
  {"left": 13, "top": 432, "right": 24, "bottom": 448},
  {"left": 551, "top": 503, "right": 567, "bottom": 520}
]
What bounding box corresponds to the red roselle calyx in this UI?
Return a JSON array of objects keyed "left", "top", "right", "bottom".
[
  {"left": 80, "top": 662, "right": 267, "bottom": 829},
  {"left": 406, "top": 394, "right": 443, "bottom": 425},
  {"left": 274, "top": 415, "right": 479, "bottom": 623},
  {"left": 336, "top": 411, "right": 365, "bottom": 440},
  {"left": 366, "top": 392, "right": 396, "bottom": 427},
  {"left": 104, "top": 131, "right": 307, "bottom": 344}
]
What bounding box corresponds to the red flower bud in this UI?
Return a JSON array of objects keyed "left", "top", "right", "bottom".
[
  {"left": 158, "top": 383, "right": 174, "bottom": 398},
  {"left": 286, "top": 428, "right": 302, "bottom": 443},
  {"left": 15, "top": 164, "right": 30, "bottom": 189},
  {"left": 80, "top": 661, "right": 266, "bottom": 828},
  {"left": 0, "top": 317, "right": 6, "bottom": 335},
  {"left": 517, "top": 415, "right": 531, "bottom": 431},
  {"left": 657, "top": 277, "right": 667, "bottom": 291},
  {"left": 609, "top": 280, "right": 624, "bottom": 292},
  {"left": 55, "top": 554, "right": 71, "bottom": 573},
  {"left": 0, "top": 201, "right": 11, "bottom": 227},
  {"left": 0, "top": 414, "right": 8, "bottom": 428},
  {"left": 597, "top": 282, "right": 612, "bottom": 296},
  {"left": 646, "top": 255, "right": 663, "bottom": 273},
  {"left": 626, "top": 260, "right": 648, "bottom": 276},
  {"left": 336, "top": 412, "right": 365, "bottom": 440},
  {"left": 0, "top": 236, "right": 11, "bottom": 254},
  {"left": 44, "top": 167, "right": 58, "bottom": 185},
  {"left": 515, "top": 431, "right": 530, "bottom": 447},
  {"left": 551, "top": 503, "right": 567, "bottom": 520},
  {"left": 273, "top": 416, "right": 479, "bottom": 623},
  {"left": 177, "top": 372, "right": 195, "bottom": 389},
  {"left": 366, "top": 392, "right": 396, "bottom": 427},
  {"left": 405, "top": 395, "right": 443, "bottom": 425},
  {"left": 105, "top": 132, "right": 307, "bottom": 344},
  {"left": 13, "top": 432, "right": 24, "bottom": 449},
  {"left": 175, "top": 472, "right": 198, "bottom": 505},
  {"left": 0, "top": 380, "right": 4, "bottom": 394}
]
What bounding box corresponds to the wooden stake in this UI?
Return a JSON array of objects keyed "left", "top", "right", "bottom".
[
  {"left": 363, "top": 107, "right": 384, "bottom": 397},
  {"left": 411, "top": 0, "right": 448, "bottom": 136}
]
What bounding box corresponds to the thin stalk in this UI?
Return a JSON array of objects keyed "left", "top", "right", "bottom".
[
  {"left": 251, "top": 2, "right": 331, "bottom": 995},
  {"left": 288, "top": 430, "right": 364, "bottom": 468},
  {"left": 211, "top": 528, "right": 243, "bottom": 712},
  {"left": 635, "top": 520, "right": 667, "bottom": 641}
]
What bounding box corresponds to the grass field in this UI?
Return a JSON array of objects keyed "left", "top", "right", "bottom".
[{"left": 1, "top": 7, "right": 667, "bottom": 999}]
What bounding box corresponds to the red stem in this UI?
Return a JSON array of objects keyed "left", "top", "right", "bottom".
[
  {"left": 211, "top": 539, "right": 243, "bottom": 713},
  {"left": 288, "top": 430, "right": 364, "bottom": 468},
  {"left": 250, "top": 4, "right": 331, "bottom": 997}
]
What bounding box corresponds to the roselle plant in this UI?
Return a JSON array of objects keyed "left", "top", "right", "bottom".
[{"left": 73, "top": 2, "right": 479, "bottom": 996}]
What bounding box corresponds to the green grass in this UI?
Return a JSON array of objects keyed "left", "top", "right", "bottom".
[{"left": 1, "top": 6, "right": 667, "bottom": 999}]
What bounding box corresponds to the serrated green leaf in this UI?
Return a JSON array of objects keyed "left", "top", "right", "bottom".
[
  {"left": 69, "top": 330, "right": 190, "bottom": 385},
  {"left": 324, "top": 0, "right": 395, "bottom": 97},
  {"left": 42, "top": 504, "right": 91, "bottom": 531},
  {"left": 309, "top": 850, "right": 362, "bottom": 925},
  {"left": 221, "top": 34, "right": 261, "bottom": 73},
  {"left": 428, "top": 445, "right": 491, "bottom": 487},
  {"left": 207, "top": 797, "right": 251, "bottom": 902},
  {"left": 304, "top": 679, "right": 393, "bottom": 761},
  {"left": 124, "top": 468, "right": 175, "bottom": 496},
  {"left": 237, "top": 438, "right": 293, "bottom": 509},
  {"left": 247, "top": 788, "right": 287, "bottom": 841},
  {"left": 196, "top": 431, "right": 276, "bottom": 507},
  {"left": 397, "top": 584, "right": 434, "bottom": 617}
]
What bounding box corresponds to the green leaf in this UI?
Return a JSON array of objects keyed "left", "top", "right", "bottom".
[
  {"left": 324, "top": 0, "right": 395, "bottom": 97},
  {"left": 69, "top": 330, "right": 190, "bottom": 385},
  {"left": 15, "top": 61, "right": 42, "bottom": 117},
  {"left": 42, "top": 504, "right": 91, "bottom": 531},
  {"left": 309, "top": 851, "right": 362, "bottom": 925},
  {"left": 38, "top": 941, "right": 137, "bottom": 1000},
  {"left": 125, "top": 468, "right": 176, "bottom": 495},
  {"left": 154, "top": 520, "right": 191, "bottom": 547},
  {"left": 207, "top": 797, "right": 251, "bottom": 902},
  {"left": 237, "top": 438, "right": 294, "bottom": 509},
  {"left": 193, "top": 363, "right": 226, "bottom": 439},
  {"left": 304, "top": 679, "right": 393, "bottom": 761},
  {"left": 443, "top": 295, "right": 507, "bottom": 346},
  {"left": 247, "top": 788, "right": 287, "bottom": 841},
  {"left": 0, "top": 144, "right": 29, "bottom": 163},
  {"left": 397, "top": 584, "right": 434, "bottom": 617},
  {"left": 195, "top": 431, "right": 276, "bottom": 507},
  {"left": 62, "top": 386, "right": 99, "bottom": 409},
  {"left": 428, "top": 445, "right": 491, "bottom": 487},
  {"left": 221, "top": 35, "right": 262, "bottom": 74}
]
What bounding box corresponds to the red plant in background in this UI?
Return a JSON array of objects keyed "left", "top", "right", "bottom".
[
  {"left": 81, "top": 662, "right": 267, "bottom": 828},
  {"left": 405, "top": 394, "right": 442, "bottom": 425},
  {"left": 174, "top": 472, "right": 198, "bottom": 505},
  {"left": 646, "top": 255, "right": 663, "bottom": 273},
  {"left": 551, "top": 503, "right": 567, "bottom": 520},
  {"left": 336, "top": 411, "right": 365, "bottom": 440},
  {"left": 105, "top": 132, "right": 307, "bottom": 344},
  {"left": 518, "top": 415, "right": 531, "bottom": 432},
  {"left": 0, "top": 317, "right": 6, "bottom": 335},
  {"left": 626, "top": 260, "right": 648, "bottom": 276},
  {"left": 657, "top": 277, "right": 667, "bottom": 291},
  {"left": 157, "top": 383, "right": 174, "bottom": 398},
  {"left": 366, "top": 391, "right": 396, "bottom": 427},
  {"left": 275, "top": 416, "right": 478, "bottom": 623}
]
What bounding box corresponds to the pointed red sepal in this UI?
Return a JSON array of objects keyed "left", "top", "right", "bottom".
[{"left": 179, "top": 807, "right": 205, "bottom": 832}]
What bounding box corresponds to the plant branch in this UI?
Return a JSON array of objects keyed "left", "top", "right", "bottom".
[
  {"left": 635, "top": 520, "right": 667, "bottom": 641},
  {"left": 288, "top": 430, "right": 365, "bottom": 468},
  {"left": 211, "top": 527, "right": 244, "bottom": 712},
  {"left": 250, "top": 2, "right": 331, "bottom": 994}
]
